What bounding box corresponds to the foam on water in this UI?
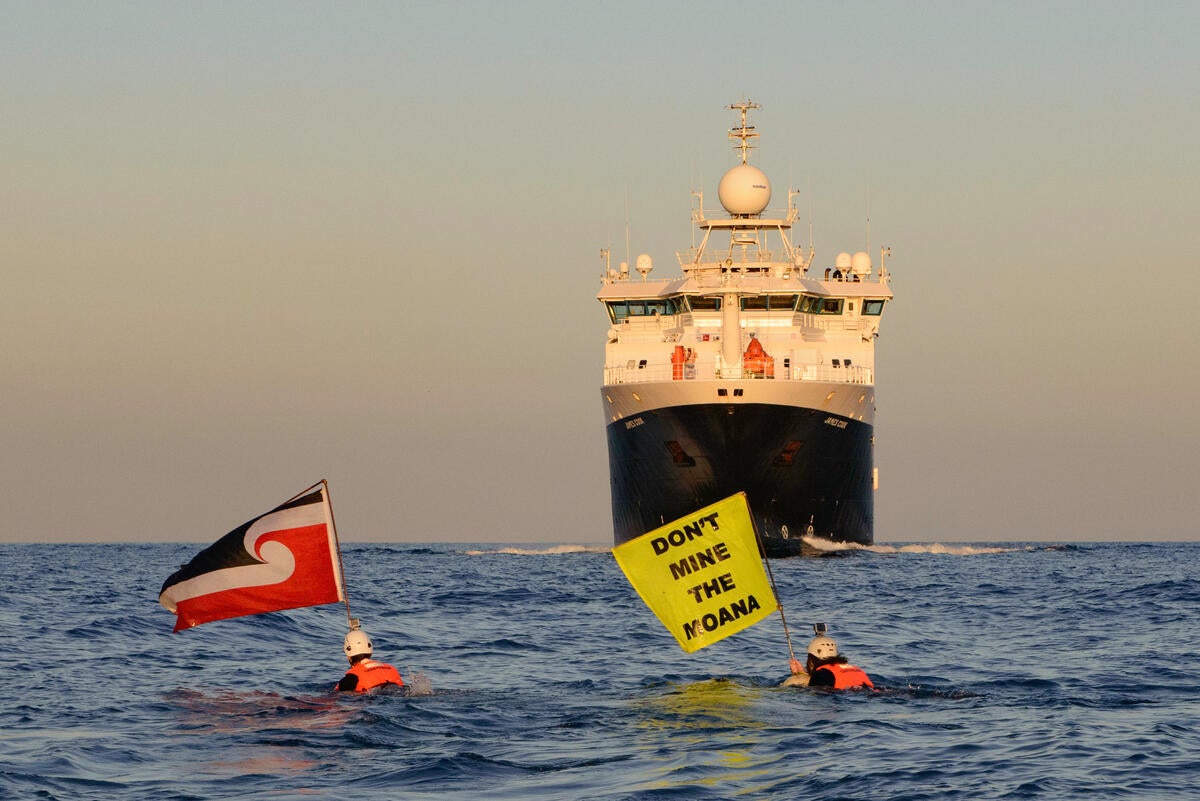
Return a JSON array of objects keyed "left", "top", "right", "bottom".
[
  {"left": 803, "top": 534, "right": 1034, "bottom": 555},
  {"left": 463, "top": 544, "right": 611, "bottom": 556}
]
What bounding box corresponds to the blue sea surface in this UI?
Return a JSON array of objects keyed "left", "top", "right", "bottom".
[{"left": 1, "top": 541, "right": 1197, "bottom": 800}]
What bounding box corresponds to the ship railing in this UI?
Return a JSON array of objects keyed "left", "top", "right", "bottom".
[
  {"left": 788, "top": 364, "right": 874, "bottom": 383},
  {"left": 805, "top": 316, "right": 868, "bottom": 332},
  {"left": 682, "top": 262, "right": 792, "bottom": 284},
  {"left": 604, "top": 361, "right": 873, "bottom": 385},
  {"left": 676, "top": 255, "right": 892, "bottom": 285}
]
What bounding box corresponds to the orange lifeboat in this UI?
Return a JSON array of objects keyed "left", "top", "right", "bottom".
[{"left": 743, "top": 337, "right": 775, "bottom": 378}]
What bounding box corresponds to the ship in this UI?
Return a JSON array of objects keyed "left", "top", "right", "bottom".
[{"left": 597, "top": 101, "right": 895, "bottom": 557}]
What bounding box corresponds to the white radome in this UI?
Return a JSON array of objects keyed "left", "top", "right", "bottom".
[
  {"left": 852, "top": 251, "right": 872, "bottom": 275},
  {"left": 718, "top": 164, "right": 771, "bottom": 216}
]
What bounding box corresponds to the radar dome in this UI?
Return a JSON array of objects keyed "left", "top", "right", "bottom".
[
  {"left": 718, "top": 164, "right": 771, "bottom": 216},
  {"left": 835, "top": 252, "right": 853, "bottom": 270},
  {"left": 851, "top": 251, "right": 871, "bottom": 275},
  {"left": 635, "top": 253, "right": 653, "bottom": 278}
]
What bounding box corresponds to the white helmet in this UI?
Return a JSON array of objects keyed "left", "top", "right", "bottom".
[
  {"left": 807, "top": 635, "right": 839, "bottom": 660},
  {"left": 344, "top": 629, "right": 373, "bottom": 662}
]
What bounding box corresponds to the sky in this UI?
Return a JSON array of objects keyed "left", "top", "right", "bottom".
[{"left": 3, "top": 1, "right": 1197, "bottom": 543}]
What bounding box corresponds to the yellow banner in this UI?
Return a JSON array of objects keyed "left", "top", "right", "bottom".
[{"left": 613, "top": 493, "right": 777, "bottom": 653}]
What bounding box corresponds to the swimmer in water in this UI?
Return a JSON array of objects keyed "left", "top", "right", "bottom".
[
  {"left": 782, "top": 624, "right": 874, "bottom": 690},
  {"left": 335, "top": 626, "right": 405, "bottom": 693}
]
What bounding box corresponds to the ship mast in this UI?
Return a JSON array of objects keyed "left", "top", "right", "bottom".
[
  {"left": 728, "top": 100, "right": 761, "bottom": 166},
  {"left": 721, "top": 101, "right": 762, "bottom": 375}
]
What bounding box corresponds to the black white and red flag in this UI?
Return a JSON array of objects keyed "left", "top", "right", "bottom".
[{"left": 159, "top": 482, "right": 346, "bottom": 632}]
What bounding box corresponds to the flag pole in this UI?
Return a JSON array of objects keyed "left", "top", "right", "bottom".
[
  {"left": 320, "top": 479, "right": 356, "bottom": 630},
  {"left": 750, "top": 511, "right": 798, "bottom": 666}
]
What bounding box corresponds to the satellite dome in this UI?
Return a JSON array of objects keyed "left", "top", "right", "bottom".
[
  {"left": 635, "top": 253, "right": 653, "bottom": 278},
  {"left": 718, "top": 164, "right": 771, "bottom": 216},
  {"left": 851, "top": 251, "right": 872, "bottom": 275},
  {"left": 836, "top": 252, "right": 853, "bottom": 270}
]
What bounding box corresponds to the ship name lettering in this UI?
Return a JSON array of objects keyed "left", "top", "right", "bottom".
[
  {"left": 625, "top": 417, "right": 645, "bottom": 429},
  {"left": 824, "top": 417, "right": 847, "bottom": 429},
  {"left": 651, "top": 513, "right": 722, "bottom": 555},
  {"left": 682, "top": 594, "right": 763, "bottom": 640},
  {"left": 667, "top": 541, "right": 731, "bottom": 580},
  {"left": 685, "top": 571, "right": 736, "bottom": 603}
]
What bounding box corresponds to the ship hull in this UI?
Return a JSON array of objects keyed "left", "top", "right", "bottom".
[{"left": 604, "top": 394, "right": 874, "bottom": 557}]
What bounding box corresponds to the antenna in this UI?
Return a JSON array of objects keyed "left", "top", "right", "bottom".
[
  {"left": 690, "top": 154, "right": 699, "bottom": 250},
  {"left": 624, "top": 187, "right": 631, "bottom": 269},
  {"left": 728, "top": 99, "right": 761, "bottom": 165},
  {"left": 865, "top": 179, "right": 871, "bottom": 256},
  {"left": 691, "top": 191, "right": 701, "bottom": 250},
  {"left": 808, "top": 179, "right": 815, "bottom": 266}
]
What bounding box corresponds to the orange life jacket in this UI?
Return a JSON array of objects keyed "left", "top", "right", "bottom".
[
  {"left": 814, "top": 662, "right": 874, "bottom": 690},
  {"left": 340, "top": 659, "right": 404, "bottom": 692}
]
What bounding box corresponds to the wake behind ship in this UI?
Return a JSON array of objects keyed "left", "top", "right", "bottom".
[{"left": 598, "top": 102, "right": 895, "bottom": 557}]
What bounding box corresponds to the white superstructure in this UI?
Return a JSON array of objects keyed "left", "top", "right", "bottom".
[
  {"left": 597, "top": 101, "right": 896, "bottom": 553},
  {"left": 599, "top": 101, "right": 893, "bottom": 417}
]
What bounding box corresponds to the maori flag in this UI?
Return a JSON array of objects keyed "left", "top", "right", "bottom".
[{"left": 159, "top": 481, "right": 346, "bottom": 632}]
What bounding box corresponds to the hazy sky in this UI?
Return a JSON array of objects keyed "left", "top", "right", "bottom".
[{"left": 4, "top": 2, "right": 1197, "bottom": 543}]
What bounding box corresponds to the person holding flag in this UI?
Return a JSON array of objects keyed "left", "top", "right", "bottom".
[
  {"left": 160, "top": 480, "right": 427, "bottom": 697},
  {"left": 781, "top": 623, "right": 874, "bottom": 690}
]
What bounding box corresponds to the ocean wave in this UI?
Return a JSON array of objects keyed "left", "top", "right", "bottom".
[
  {"left": 5, "top": 541, "right": 1199, "bottom": 801},
  {"left": 802, "top": 535, "right": 1039, "bottom": 556},
  {"left": 464, "top": 544, "right": 611, "bottom": 556}
]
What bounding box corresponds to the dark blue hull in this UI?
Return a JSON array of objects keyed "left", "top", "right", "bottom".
[{"left": 605, "top": 402, "right": 874, "bottom": 557}]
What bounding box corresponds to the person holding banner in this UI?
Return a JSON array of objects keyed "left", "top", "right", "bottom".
[
  {"left": 781, "top": 624, "right": 874, "bottom": 690},
  {"left": 335, "top": 627, "right": 406, "bottom": 693},
  {"left": 611, "top": 493, "right": 870, "bottom": 693}
]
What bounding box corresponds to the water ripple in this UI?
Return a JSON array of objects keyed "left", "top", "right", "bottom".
[{"left": 1, "top": 542, "right": 1198, "bottom": 800}]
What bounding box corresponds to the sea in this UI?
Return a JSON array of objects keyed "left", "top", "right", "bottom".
[{"left": 1, "top": 540, "right": 1197, "bottom": 800}]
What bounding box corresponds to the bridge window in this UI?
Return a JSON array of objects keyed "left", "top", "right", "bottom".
[
  {"left": 863, "top": 299, "right": 886, "bottom": 316},
  {"left": 741, "top": 294, "right": 798, "bottom": 311},
  {"left": 742, "top": 295, "right": 768, "bottom": 311},
  {"left": 800, "top": 295, "right": 844, "bottom": 315},
  {"left": 771, "top": 295, "right": 798, "bottom": 311},
  {"left": 686, "top": 296, "right": 722, "bottom": 311},
  {"left": 605, "top": 297, "right": 685, "bottom": 323}
]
